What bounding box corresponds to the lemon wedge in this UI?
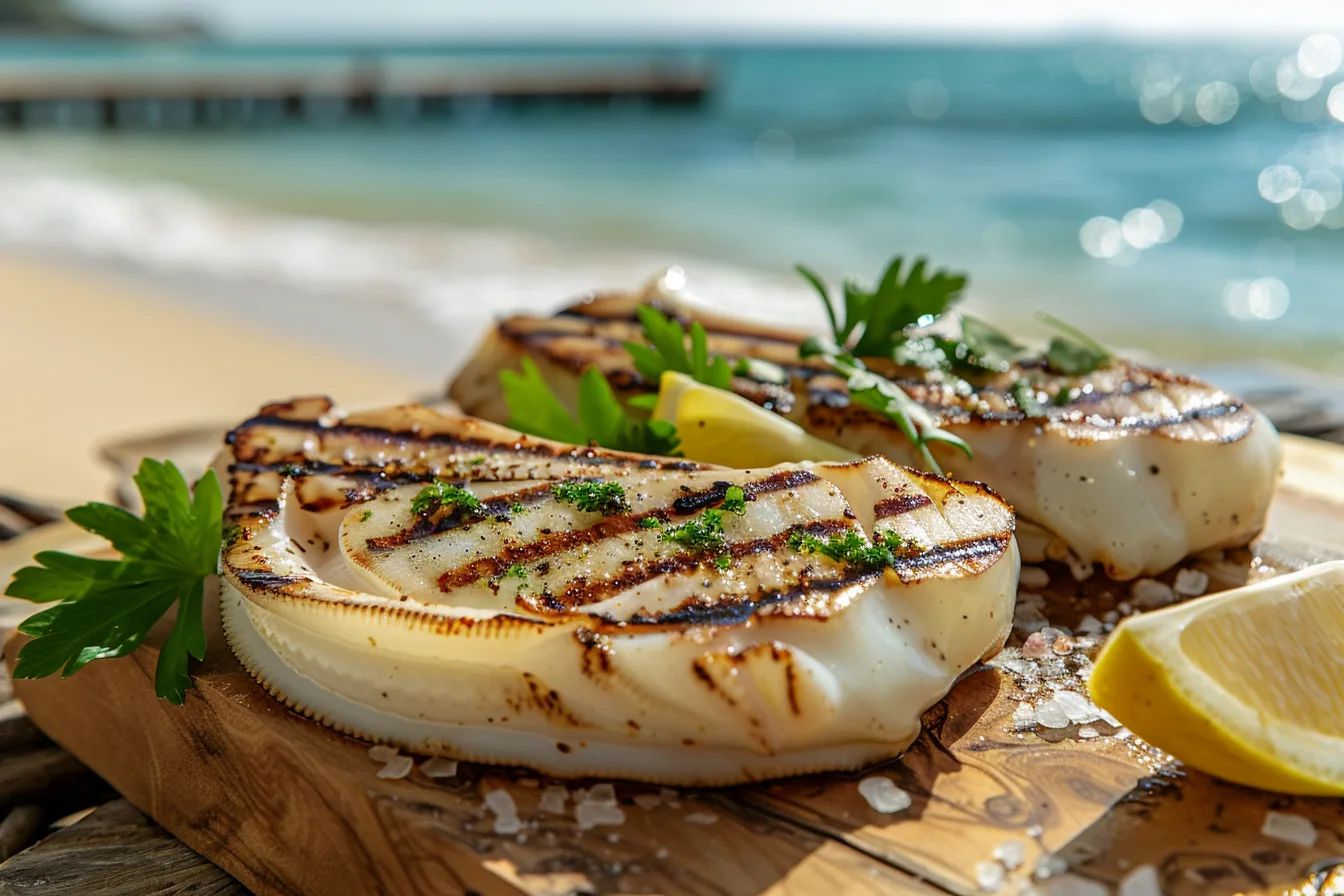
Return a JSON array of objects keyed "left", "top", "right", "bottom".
[
  {"left": 1089, "top": 561, "right": 1344, "bottom": 795},
  {"left": 651, "top": 371, "right": 858, "bottom": 468}
]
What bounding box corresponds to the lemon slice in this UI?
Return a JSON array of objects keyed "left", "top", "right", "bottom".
[
  {"left": 1089, "top": 561, "right": 1344, "bottom": 795},
  {"left": 652, "top": 371, "right": 858, "bottom": 468}
]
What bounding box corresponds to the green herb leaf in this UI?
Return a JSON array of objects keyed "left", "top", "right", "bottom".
[
  {"left": 731, "top": 356, "right": 790, "bottom": 385},
  {"left": 625, "top": 305, "right": 733, "bottom": 391},
  {"left": 825, "top": 353, "right": 972, "bottom": 476},
  {"left": 721, "top": 485, "right": 747, "bottom": 515},
  {"left": 552, "top": 480, "right": 631, "bottom": 515},
  {"left": 660, "top": 509, "right": 727, "bottom": 554},
  {"left": 638, "top": 516, "right": 664, "bottom": 529},
  {"left": 410, "top": 482, "right": 484, "bottom": 517},
  {"left": 798, "top": 257, "right": 968, "bottom": 357},
  {"left": 1012, "top": 379, "right": 1049, "bottom": 418},
  {"left": 5, "top": 459, "right": 222, "bottom": 704},
  {"left": 500, "top": 361, "right": 681, "bottom": 457},
  {"left": 713, "top": 555, "right": 732, "bottom": 571},
  {"left": 1036, "top": 312, "right": 1112, "bottom": 376},
  {"left": 787, "top": 528, "right": 920, "bottom": 570},
  {"left": 959, "top": 315, "right": 1027, "bottom": 372}
]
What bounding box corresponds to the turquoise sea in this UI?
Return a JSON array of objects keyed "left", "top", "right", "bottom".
[{"left": 1, "top": 39, "right": 1342, "bottom": 371}]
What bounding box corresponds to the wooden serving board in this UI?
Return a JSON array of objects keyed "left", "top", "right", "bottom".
[{"left": 7, "top": 436, "right": 1344, "bottom": 896}]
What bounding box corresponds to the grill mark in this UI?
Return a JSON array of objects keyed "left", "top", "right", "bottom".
[
  {"left": 364, "top": 482, "right": 559, "bottom": 551},
  {"left": 227, "top": 416, "right": 698, "bottom": 470},
  {"left": 543, "top": 518, "right": 855, "bottom": 610},
  {"left": 874, "top": 494, "right": 934, "bottom": 519},
  {"left": 435, "top": 470, "right": 830, "bottom": 591},
  {"left": 232, "top": 570, "right": 306, "bottom": 590},
  {"left": 888, "top": 533, "right": 1012, "bottom": 573},
  {"left": 672, "top": 469, "right": 817, "bottom": 514},
  {"left": 621, "top": 568, "right": 882, "bottom": 628}
]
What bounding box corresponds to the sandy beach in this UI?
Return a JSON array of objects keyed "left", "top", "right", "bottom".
[{"left": 0, "top": 252, "right": 426, "bottom": 504}]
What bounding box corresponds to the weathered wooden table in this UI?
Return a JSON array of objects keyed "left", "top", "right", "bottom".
[{"left": 3, "top": 386, "right": 1344, "bottom": 895}]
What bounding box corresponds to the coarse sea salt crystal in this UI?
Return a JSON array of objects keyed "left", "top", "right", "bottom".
[
  {"left": 1018, "top": 591, "right": 1047, "bottom": 611},
  {"left": 1075, "top": 614, "right": 1103, "bottom": 636},
  {"left": 975, "top": 860, "right": 1006, "bottom": 892},
  {"left": 586, "top": 783, "right": 617, "bottom": 805},
  {"left": 684, "top": 812, "right": 719, "bottom": 825},
  {"left": 1066, "top": 554, "right": 1094, "bottom": 582},
  {"left": 1052, "top": 690, "right": 1098, "bottom": 724},
  {"left": 1014, "top": 603, "right": 1049, "bottom": 634},
  {"left": 484, "top": 789, "right": 517, "bottom": 818},
  {"left": 1046, "top": 874, "right": 1108, "bottom": 895},
  {"left": 419, "top": 758, "right": 458, "bottom": 778},
  {"left": 1019, "top": 566, "right": 1051, "bottom": 590},
  {"left": 993, "top": 840, "right": 1026, "bottom": 871},
  {"left": 539, "top": 786, "right": 568, "bottom": 814},
  {"left": 659, "top": 787, "right": 681, "bottom": 807},
  {"left": 1022, "top": 631, "right": 1051, "bottom": 659},
  {"left": 1173, "top": 568, "right": 1209, "bottom": 597},
  {"left": 1130, "top": 578, "right": 1175, "bottom": 610},
  {"left": 575, "top": 801, "right": 626, "bottom": 830},
  {"left": 633, "top": 793, "right": 661, "bottom": 810},
  {"left": 1033, "top": 699, "right": 1071, "bottom": 729},
  {"left": 1118, "top": 863, "right": 1162, "bottom": 896},
  {"left": 1078, "top": 726, "right": 1099, "bottom": 740},
  {"left": 1260, "top": 811, "right": 1318, "bottom": 847},
  {"left": 367, "top": 744, "right": 400, "bottom": 763},
  {"left": 494, "top": 815, "right": 522, "bottom": 835},
  {"left": 857, "top": 776, "right": 912, "bottom": 814},
  {"left": 1012, "top": 702, "right": 1036, "bottom": 728},
  {"left": 376, "top": 755, "right": 414, "bottom": 779}
]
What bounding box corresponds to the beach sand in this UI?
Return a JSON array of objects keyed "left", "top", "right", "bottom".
[{"left": 0, "top": 252, "right": 427, "bottom": 504}]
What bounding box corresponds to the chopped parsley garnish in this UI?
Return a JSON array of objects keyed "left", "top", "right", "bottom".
[
  {"left": 638, "top": 516, "right": 663, "bottom": 529},
  {"left": 1036, "top": 312, "right": 1112, "bottom": 376},
  {"left": 357, "top": 509, "right": 373, "bottom": 522},
  {"left": 500, "top": 358, "right": 680, "bottom": 456},
  {"left": 467, "top": 456, "right": 486, "bottom": 466},
  {"left": 713, "top": 555, "right": 732, "bottom": 571},
  {"left": 721, "top": 485, "right": 748, "bottom": 515},
  {"left": 552, "top": 480, "right": 630, "bottom": 515},
  {"left": 625, "top": 305, "right": 732, "bottom": 390},
  {"left": 659, "top": 509, "right": 727, "bottom": 554},
  {"left": 958, "top": 316, "right": 1027, "bottom": 372},
  {"left": 504, "top": 564, "right": 528, "bottom": 581},
  {"left": 410, "top": 482, "right": 484, "bottom": 517},
  {"left": 509, "top": 502, "right": 526, "bottom": 514},
  {"left": 787, "top": 528, "right": 921, "bottom": 570},
  {"left": 5, "top": 459, "right": 222, "bottom": 705}
]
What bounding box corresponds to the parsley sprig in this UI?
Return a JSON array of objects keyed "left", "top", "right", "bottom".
[
  {"left": 798, "top": 256, "right": 967, "bottom": 358},
  {"left": 5, "top": 459, "right": 222, "bottom": 704},
  {"left": 1037, "top": 312, "right": 1112, "bottom": 376},
  {"left": 624, "top": 305, "right": 732, "bottom": 391},
  {"left": 501, "top": 357, "right": 680, "bottom": 456},
  {"left": 800, "top": 341, "right": 971, "bottom": 475}
]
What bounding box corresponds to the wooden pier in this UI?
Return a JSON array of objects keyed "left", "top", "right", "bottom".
[{"left": 0, "top": 52, "right": 712, "bottom": 129}]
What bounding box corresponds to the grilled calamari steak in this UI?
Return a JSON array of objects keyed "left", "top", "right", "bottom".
[
  {"left": 220, "top": 396, "right": 1017, "bottom": 784},
  {"left": 449, "top": 287, "right": 1282, "bottom": 580}
]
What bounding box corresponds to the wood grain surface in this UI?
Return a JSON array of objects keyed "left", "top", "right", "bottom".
[{"left": 4, "top": 436, "right": 1344, "bottom": 896}]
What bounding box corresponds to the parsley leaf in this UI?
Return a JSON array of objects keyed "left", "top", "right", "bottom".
[
  {"left": 625, "top": 305, "right": 733, "bottom": 391},
  {"left": 731, "top": 356, "right": 789, "bottom": 385},
  {"left": 1012, "top": 379, "right": 1049, "bottom": 418},
  {"left": 411, "top": 482, "right": 483, "bottom": 517},
  {"left": 797, "top": 257, "right": 967, "bottom": 357},
  {"left": 959, "top": 315, "right": 1027, "bottom": 372},
  {"left": 552, "top": 480, "right": 631, "bottom": 515},
  {"left": 5, "top": 459, "right": 221, "bottom": 704},
  {"left": 660, "top": 509, "right": 727, "bottom": 554},
  {"left": 721, "top": 485, "right": 748, "bottom": 515},
  {"left": 501, "top": 359, "right": 681, "bottom": 457},
  {"left": 1036, "top": 312, "right": 1112, "bottom": 376},
  {"left": 806, "top": 348, "right": 971, "bottom": 476},
  {"left": 787, "top": 528, "right": 920, "bottom": 570}
]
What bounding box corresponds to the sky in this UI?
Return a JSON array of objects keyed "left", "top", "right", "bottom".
[{"left": 74, "top": 0, "right": 1344, "bottom": 42}]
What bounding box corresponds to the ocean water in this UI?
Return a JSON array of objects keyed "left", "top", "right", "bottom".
[{"left": 1, "top": 40, "right": 1342, "bottom": 371}]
